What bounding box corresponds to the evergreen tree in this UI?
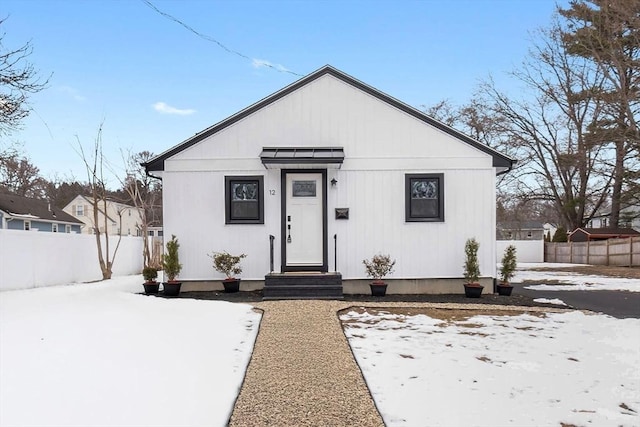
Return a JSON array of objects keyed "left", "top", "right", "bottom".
[
  {"left": 552, "top": 226, "right": 569, "bottom": 242},
  {"left": 559, "top": 0, "right": 640, "bottom": 227},
  {"left": 463, "top": 238, "right": 481, "bottom": 283}
]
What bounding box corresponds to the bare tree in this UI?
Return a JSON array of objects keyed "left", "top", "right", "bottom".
[
  {"left": 480, "top": 21, "right": 612, "bottom": 230},
  {"left": 559, "top": 0, "right": 640, "bottom": 226},
  {"left": 0, "top": 18, "right": 49, "bottom": 136},
  {"left": 120, "top": 150, "right": 162, "bottom": 268},
  {"left": 76, "top": 123, "right": 122, "bottom": 280},
  {"left": 424, "top": 96, "right": 520, "bottom": 208},
  {"left": 0, "top": 149, "right": 47, "bottom": 197}
]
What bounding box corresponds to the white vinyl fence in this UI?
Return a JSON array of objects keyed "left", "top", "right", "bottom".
[
  {"left": 497, "top": 240, "right": 544, "bottom": 263},
  {"left": 0, "top": 229, "right": 144, "bottom": 291}
]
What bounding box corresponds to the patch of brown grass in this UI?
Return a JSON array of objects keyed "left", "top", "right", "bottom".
[
  {"left": 528, "top": 265, "right": 640, "bottom": 279},
  {"left": 340, "top": 307, "right": 551, "bottom": 340}
]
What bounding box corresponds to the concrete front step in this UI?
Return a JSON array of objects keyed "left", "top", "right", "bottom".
[{"left": 263, "top": 272, "right": 343, "bottom": 300}]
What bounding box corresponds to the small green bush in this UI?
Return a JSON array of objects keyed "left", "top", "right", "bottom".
[
  {"left": 463, "top": 238, "right": 481, "bottom": 284},
  {"left": 363, "top": 254, "right": 396, "bottom": 281},
  {"left": 499, "top": 245, "right": 517, "bottom": 283},
  {"left": 162, "top": 235, "right": 182, "bottom": 281},
  {"left": 210, "top": 251, "right": 247, "bottom": 279},
  {"left": 142, "top": 266, "right": 158, "bottom": 282},
  {"left": 552, "top": 226, "right": 568, "bottom": 242}
]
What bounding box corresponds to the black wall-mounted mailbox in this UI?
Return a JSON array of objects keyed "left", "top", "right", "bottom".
[{"left": 335, "top": 208, "right": 349, "bottom": 220}]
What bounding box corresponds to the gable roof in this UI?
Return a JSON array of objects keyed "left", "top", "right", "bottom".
[
  {"left": 65, "top": 195, "right": 139, "bottom": 223},
  {"left": 143, "top": 65, "right": 515, "bottom": 173},
  {"left": 0, "top": 193, "right": 82, "bottom": 224},
  {"left": 569, "top": 227, "right": 640, "bottom": 240},
  {"left": 498, "top": 221, "right": 545, "bottom": 230}
]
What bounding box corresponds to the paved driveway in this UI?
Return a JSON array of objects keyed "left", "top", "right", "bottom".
[{"left": 514, "top": 284, "right": 640, "bottom": 319}]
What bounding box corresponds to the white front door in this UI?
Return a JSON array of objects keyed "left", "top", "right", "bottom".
[{"left": 285, "top": 172, "right": 324, "bottom": 268}]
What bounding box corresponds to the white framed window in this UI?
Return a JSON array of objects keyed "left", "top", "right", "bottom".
[
  {"left": 52, "top": 224, "right": 58, "bottom": 233},
  {"left": 76, "top": 205, "right": 84, "bottom": 216},
  {"left": 24, "top": 221, "right": 31, "bottom": 231}
]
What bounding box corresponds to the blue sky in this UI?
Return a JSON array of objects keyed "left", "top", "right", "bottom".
[{"left": 3, "top": 0, "right": 565, "bottom": 188}]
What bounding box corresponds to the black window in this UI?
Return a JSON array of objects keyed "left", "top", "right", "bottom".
[
  {"left": 405, "top": 173, "right": 444, "bottom": 222},
  {"left": 225, "top": 176, "right": 264, "bottom": 224}
]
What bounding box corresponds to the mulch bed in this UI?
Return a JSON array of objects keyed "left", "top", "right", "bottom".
[{"left": 156, "top": 290, "right": 559, "bottom": 308}]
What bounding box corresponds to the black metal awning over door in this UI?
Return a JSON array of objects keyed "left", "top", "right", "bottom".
[{"left": 260, "top": 147, "right": 344, "bottom": 169}]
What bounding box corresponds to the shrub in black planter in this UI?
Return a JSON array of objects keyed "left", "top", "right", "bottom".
[
  {"left": 463, "top": 238, "right": 484, "bottom": 298},
  {"left": 162, "top": 235, "right": 182, "bottom": 296},
  {"left": 363, "top": 254, "right": 396, "bottom": 297},
  {"left": 210, "top": 251, "right": 247, "bottom": 293},
  {"left": 498, "top": 245, "right": 517, "bottom": 296}
]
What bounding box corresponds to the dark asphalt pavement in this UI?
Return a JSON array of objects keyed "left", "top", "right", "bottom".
[{"left": 514, "top": 284, "right": 640, "bottom": 319}]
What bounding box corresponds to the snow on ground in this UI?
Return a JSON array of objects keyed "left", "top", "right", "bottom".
[
  {"left": 533, "top": 298, "right": 567, "bottom": 306},
  {"left": 512, "top": 263, "right": 640, "bottom": 292},
  {"left": 341, "top": 308, "right": 640, "bottom": 427},
  {"left": 0, "top": 275, "right": 261, "bottom": 427}
]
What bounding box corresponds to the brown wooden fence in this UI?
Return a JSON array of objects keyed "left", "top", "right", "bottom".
[{"left": 544, "top": 236, "right": 640, "bottom": 267}]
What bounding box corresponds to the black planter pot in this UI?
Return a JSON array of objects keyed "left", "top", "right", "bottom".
[
  {"left": 370, "top": 283, "right": 388, "bottom": 297},
  {"left": 497, "top": 284, "right": 514, "bottom": 296},
  {"left": 223, "top": 279, "right": 240, "bottom": 293},
  {"left": 464, "top": 284, "right": 484, "bottom": 298},
  {"left": 163, "top": 281, "right": 182, "bottom": 297},
  {"left": 143, "top": 282, "right": 160, "bottom": 295}
]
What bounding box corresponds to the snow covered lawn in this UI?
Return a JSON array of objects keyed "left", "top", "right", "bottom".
[
  {"left": 514, "top": 263, "right": 640, "bottom": 292},
  {"left": 342, "top": 307, "right": 640, "bottom": 427},
  {"left": 0, "top": 275, "right": 261, "bottom": 427}
]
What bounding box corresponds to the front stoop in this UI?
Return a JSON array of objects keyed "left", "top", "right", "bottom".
[{"left": 263, "top": 272, "right": 343, "bottom": 300}]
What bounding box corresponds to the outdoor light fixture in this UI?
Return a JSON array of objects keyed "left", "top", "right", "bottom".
[{"left": 331, "top": 178, "right": 338, "bottom": 187}]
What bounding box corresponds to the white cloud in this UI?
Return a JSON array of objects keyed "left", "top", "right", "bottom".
[
  {"left": 251, "top": 58, "right": 291, "bottom": 73},
  {"left": 152, "top": 102, "right": 196, "bottom": 116},
  {"left": 58, "top": 86, "right": 86, "bottom": 102}
]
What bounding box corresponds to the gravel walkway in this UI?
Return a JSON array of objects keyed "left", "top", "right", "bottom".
[
  {"left": 228, "top": 300, "right": 565, "bottom": 426},
  {"left": 229, "top": 300, "right": 384, "bottom": 427}
]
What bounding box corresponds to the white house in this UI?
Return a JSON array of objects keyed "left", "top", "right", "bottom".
[
  {"left": 144, "top": 65, "right": 514, "bottom": 296},
  {"left": 588, "top": 204, "right": 640, "bottom": 232},
  {"left": 63, "top": 195, "right": 143, "bottom": 236}
]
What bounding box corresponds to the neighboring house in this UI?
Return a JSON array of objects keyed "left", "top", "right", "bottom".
[
  {"left": 569, "top": 227, "right": 640, "bottom": 242},
  {"left": 143, "top": 65, "right": 514, "bottom": 294},
  {"left": 588, "top": 205, "right": 640, "bottom": 232},
  {"left": 63, "top": 195, "right": 143, "bottom": 236},
  {"left": 147, "top": 226, "right": 164, "bottom": 238},
  {"left": 497, "top": 221, "right": 545, "bottom": 240},
  {"left": 0, "top": 193, "right": 82, "bottom": 233}
]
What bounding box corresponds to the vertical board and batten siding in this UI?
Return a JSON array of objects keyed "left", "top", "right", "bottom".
[
  {"left": 328, "top": 168, "right": 497, "bottom": 279},
  {"left": 162, "top": 73, "right": 499, "bottom": 281},
  {"left": 161, "top": 167, "right": 281, "bottom": 281}
]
